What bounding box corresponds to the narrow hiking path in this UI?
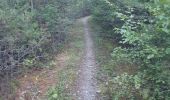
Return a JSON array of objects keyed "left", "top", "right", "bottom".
[
  {"left": 14, "top": 17, "right": 98, "bottom": 100},
  {"left": 76, "top": 17, "right": 97, "bottom": 100}
]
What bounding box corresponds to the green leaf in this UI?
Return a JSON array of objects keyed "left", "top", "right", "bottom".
[
  {"left": 52, "top": 93, "right": 58, "bottom": 99},
  {"left": 165, "top": 48, "right": 170, "bottom": 54},
  {"left": 147, "top": 54, "right": 154, "bottom": 59}
]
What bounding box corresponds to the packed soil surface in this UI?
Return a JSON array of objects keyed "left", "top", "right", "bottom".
[{"left": 75, "top": 17, "right": 97, "bottom": 100}]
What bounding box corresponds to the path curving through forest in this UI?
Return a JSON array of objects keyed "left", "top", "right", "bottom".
[{"left": 76, "top": 17, "right": 97, "bottom": 100}]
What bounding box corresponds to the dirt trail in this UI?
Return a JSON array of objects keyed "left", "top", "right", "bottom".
[{"left": 76, "top": 17, "right": 97, "bottom": 100}]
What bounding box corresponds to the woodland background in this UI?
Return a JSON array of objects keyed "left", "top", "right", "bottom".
[{"left": 0, "top": 0, "right": 170, "bottom": 99}]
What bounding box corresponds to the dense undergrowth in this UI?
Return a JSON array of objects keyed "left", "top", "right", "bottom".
[
  {"left": 0, "top": 0, "right": 90, "bottom": 99},
  {"left": 91, "top": 0, "right": 170, "bottom": 99}
]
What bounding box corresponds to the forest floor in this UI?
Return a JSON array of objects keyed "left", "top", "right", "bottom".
[{"left": 14, "top": 17, "right": 98, "bottom": 100}]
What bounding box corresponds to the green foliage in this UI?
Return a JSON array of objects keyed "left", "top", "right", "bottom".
[
  {"left": 47, "top": 86, "right": 65, "bottom": 100},
  {"left": 110, "top": 73, "right": 142, "bottom": 100},
  {"left": 92, "top": 0, "right": 170, "bottom": 99},
  {"left": 0, "top": 0, "right": 86, "bottom": 99}
]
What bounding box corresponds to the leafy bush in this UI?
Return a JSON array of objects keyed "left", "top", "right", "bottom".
[
  {"left": 0, "top": 0, "right": 84, "bottom": 99},
  {"left": 92, "top": 0, "right": 170, "bottom": 99}
]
